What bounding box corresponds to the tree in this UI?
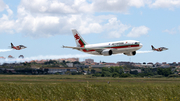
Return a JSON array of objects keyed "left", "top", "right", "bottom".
[
  {"left": 119, "top": 73, "right": 131, "bottom": 77},
  {"left": 112, "top": 72, "right": 119, "bottom": 77},
  {"left": 102, "top": 67, "right": 109, "bottom": 72},
  {"left": 91, "top": 69, "right": 96, "bottom": 74},
  {"left": 101, "top": 71, "right": 111, "bottom": 77},
  {"left": 157, "top": 68, "right": 172, "bottom": 77},
  {"left": 93, "top": 73, "right": 101, "bottom": 77},
  {"left": 130, "top": 70, "right": 138, "bottom": 75}
]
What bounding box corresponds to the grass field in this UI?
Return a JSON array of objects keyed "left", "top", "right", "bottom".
[{"left": 0, "top": 75, "right": 180, "bottom": 101}]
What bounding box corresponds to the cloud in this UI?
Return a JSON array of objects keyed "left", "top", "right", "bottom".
[
  {"left": 127, "top": 26, "right": 150, "bottom": 37},
  {"left": 178, "top": 26, "right": 180, "bottom": 33},
  {"left": 0, "top": 0, "right": 6, "bottom": 12},
  {"left": 128, "top": 0, "right": 151, "bottom": 8},
  {"left": 163, "top": 28, "right": 176, "bottom": 34},
  {"left": 0, "top": 0, "right": 171, "bottom": 38},
  {"left": 150, "top": 0, "right": 180, "bottom": 10},
  {"left": 0, "top": 5, "right": 15, "bottom": 34},
  {"left": 105, "top": 18, "right": 130, "bottom": 38}
]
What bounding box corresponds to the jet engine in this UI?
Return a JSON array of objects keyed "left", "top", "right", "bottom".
[
  {"left": 101, "top": 49, "right": 113, "bottom": 56},
  {"left": 124, "top": 51, "right": 136, "bottom": 56}
]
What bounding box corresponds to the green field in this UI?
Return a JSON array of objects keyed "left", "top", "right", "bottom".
[{"left": 0, "top": 75, "right": 180, "bottom": 101}]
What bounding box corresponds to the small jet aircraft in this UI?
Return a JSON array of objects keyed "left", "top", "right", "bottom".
[
  {"left": 151, "top": 45, "right": 168, "bottom": 52},
  {"left": 11, "top": 43, "right": 27, "bottom": 50},
  {"left": 63, "top": 29, "right": 143, "bottom": 56}
]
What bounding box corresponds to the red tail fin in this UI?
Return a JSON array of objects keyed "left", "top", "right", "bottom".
[
  {"left": 151, "top": 45, "right": 155, "bottom": 50},
  {"left": 11, "top": 43, "right": 14, "bottom": 48}
]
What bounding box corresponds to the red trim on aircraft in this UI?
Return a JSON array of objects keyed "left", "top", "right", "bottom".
[
  {"left": 74, "top": 34, "right": 80, "bottom": 40},
  {"left": 82, "top": 44, "right": 140, "bottom": 52},
  {"left": 78, "top": 39, "right": 85, "bottom": 47}
]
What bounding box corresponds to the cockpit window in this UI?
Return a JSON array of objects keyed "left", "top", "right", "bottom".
[{"left": 135, "top": 42, "right": 139, "bottom": 44}]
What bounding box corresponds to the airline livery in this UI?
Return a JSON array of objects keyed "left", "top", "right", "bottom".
[
  {"left": 11, "top": 43, "right": 27, "bottom": 50},
  {"left": 63, "top": 29, "right": 143, "bottom": 56},
  {"left": 151, "top": 45, "right": 168, "bottom": 52}
]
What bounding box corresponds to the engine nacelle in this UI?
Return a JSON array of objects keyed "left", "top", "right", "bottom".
[
  {"left": 101, "top": 49, "right": 113, "bottom": 56},
  {"left": 124, "top": 51, "right": 136, "bottom": 56}
]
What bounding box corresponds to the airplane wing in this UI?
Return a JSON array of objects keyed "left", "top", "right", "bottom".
[
  {"left": 62, "top": 45, "right": 107, "bottom": 52},
  {"left": 63, "top": 45, "right": 103, "bottom": 50}
]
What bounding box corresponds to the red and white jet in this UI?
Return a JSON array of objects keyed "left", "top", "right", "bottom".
[
  {"left": 63, "top": 29, "right": 143, "bottom": 56},
  {"left": 11, "top": 43, "right": 27, "bottom": 50},
  {"left": 151, "top": 45, "right": 168, "bottom": 52}
]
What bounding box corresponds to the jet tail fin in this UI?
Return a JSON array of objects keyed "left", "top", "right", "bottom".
[
  {"left": 72, "top": 29, "right": 88, "bottom": 47},
  {"left": 11, "top": 43, "right": 14, "bottom": 48},
  {"left": 151, "top": 45, "right": 155, "bottom": 50}
]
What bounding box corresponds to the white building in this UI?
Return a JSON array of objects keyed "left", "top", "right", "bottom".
[
  {"left": 47, "top": 67, "right": 77, "bottom": 74},
  {"left": 66, "top": 63, "right": 73, "bottom": 67}
]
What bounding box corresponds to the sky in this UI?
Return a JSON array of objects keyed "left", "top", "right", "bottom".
[{"left": 0, "top": 0, "right": 180, "bottom": 64}]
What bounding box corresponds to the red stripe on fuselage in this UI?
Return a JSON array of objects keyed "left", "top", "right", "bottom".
[
  {"left": 110, "top": 44, "right": 139, "bottom": 49},
  {"left": 82, "top": 44, "right": 140, "bottom": 52}
]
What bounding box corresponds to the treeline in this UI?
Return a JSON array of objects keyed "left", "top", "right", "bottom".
[{"left": 92, "top": 66, "right": 175, "bottom": 77}]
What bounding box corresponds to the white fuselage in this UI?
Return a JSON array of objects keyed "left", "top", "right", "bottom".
[{"left": 80, "top": 40, "right": 143, "bottom": 55}]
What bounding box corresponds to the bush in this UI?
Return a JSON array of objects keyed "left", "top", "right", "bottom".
[
  {"left": 168, "top": 74, "right": 179, "bottom": 77},
  {"left": 152, "top": 75, "right": 164, "bottom": 78},
  {"left": 93, "top": 73, "right": 101, "bottom": 77},
  {"left": 112, "top": 72, "right": 119, "bottom": 78},
  {"left": 119, "top": 73, "right": 131, "bottom": 78},
  {"left": 101, "top": 71, "right": 111, "bottom": 77}
]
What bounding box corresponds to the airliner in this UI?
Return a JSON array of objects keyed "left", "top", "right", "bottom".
[{"left": 63, "top": 29, "right": 143, "bottom": 56}]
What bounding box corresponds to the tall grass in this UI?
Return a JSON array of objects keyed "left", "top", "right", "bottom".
[
  {"left": 0, "top": 82, "right": 179, "bottom": 100},
  {"left": 0, "top": 75, "right": 179, "bottom": 100}
]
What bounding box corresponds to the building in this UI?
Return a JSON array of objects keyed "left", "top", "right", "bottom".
[
  {"left": 117, "top": 62, "right": 130, "bottom": 66},
  {"left": 66, "top": 63, "right": 73, "bottom": 67},
  {"left": 74, "top": 64, "right": 89, "bottom": 68},
  {"left": 105, "top": 63, "right": 119, "bottom": 67},
  {"left": 131, "top": 69, "right": 141, "bottom": 73},
  {"left": 47, "top": 67, "right": 77, "bottom": 74},
  {"left": 161, "top": 64, "right": 170, "bottom": 68},
  {"left": 85, "top": 59, "right": 94, "bottom": 63},
  {"left": 91, "top": 65, "right": 105, "bottom": 68}
]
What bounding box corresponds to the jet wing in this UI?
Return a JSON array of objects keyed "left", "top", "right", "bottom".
[
  {"left": 63, "top": 45, "right": 103, "bottom": 50},
  {"left": 62, "top": 45, "right": 107, "bottom": 52}
]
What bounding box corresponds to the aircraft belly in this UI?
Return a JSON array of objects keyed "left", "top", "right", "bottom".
[
  {"left": 79, "top": 50, "right": 101, "bottom": 55},
  {"left": 113, "top": 47, "right": 140, "bottom": 54},
  {"left": 86, "top": 51, "right": 101, "bottom": 55}
]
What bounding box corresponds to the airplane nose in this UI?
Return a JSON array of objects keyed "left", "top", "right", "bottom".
[{"left": 140, "top": 43, "right": 143, "bottom": 48}]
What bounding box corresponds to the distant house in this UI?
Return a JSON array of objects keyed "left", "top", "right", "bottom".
[
  {"left": 2, "top": 68, "right": 16, "bottom": 74},
  {"left": 161, "top": 64, "right": 170, "bottom": 68},
  {"left": 105, "top": 63, "right": 119, "bottom": 67},
  {"left": 117, "top": 62, "right": 130, "bottom": 66},
  {"left": 131, "top": 69, "right": 141, "bottom": 73},
  {"left": 141, "top": 64, "right": 153, "bottom": 68},
  {"left": 74, "top": 64, "right": 89, "bottom": 68},
  {"left": 85, "top": 59, "right": 94, "bottom": 63},
  {"left": 124, "top": 69, "right": 130, "bottom": 73},
  {"left": 66, "top": 63, "right": 74, "bottom": 67},
  {"left": 46, "top": 67, "right": 77, "bottom": 74},
  {"left": 91, "top": 65, "right": 105, "bottom": 68}
]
